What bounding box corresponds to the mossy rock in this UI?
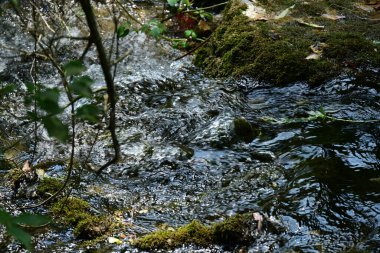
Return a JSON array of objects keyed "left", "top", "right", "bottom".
[
  {"left": 36, "top": 177, "right": 63, "bottom": 196},
  {"left": 4, "top": 168, "right": 24, "bottom": 185},
  {"left": 0, "top": 159, "right": 13, "bottom": 171},
  {"left": 49, "top": 197, "right": 114, "bottom": 240},
  {"left": 5, "top": 167, "right": 37, "bottom": 195},
  {"left": 135, "top": 220, "right": 213, "bottom": 250},
  {"left": 233, "top": 117, "right": 258, "bottom": 143},
  {"left": 195, "top": 0, "right": 380, "bottom": 85},
  {"left": 135, "top": 214, "right": 257, "bottom": 250},
  {"left": 74, "top": 215, "right": 111, "bottom": 239},
  {"left": 212, "top": 213, "right": 254, "bottom": 245},
  {"left": 50, "top": 197, "right": 91, "bottom": 225}
]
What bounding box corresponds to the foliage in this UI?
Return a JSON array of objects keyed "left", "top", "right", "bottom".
[
  {"left": 167, "top": 0, "right": 191, "bottom": 8},
  {"left": 142, "top": 19, "right": 166, "bottom": 38},
  {"left": 184, "top": 29, "right": 197, "bottom": 39},
  {"left": 0, "top": 84, "right": 16, "bottom": 97},
  {"left": 117, "top": 21, "right": 131, "bottom": 39},
  {"left": 22, "top": 59, "right": 103, "bottom": 142},
  {"left": 0, "top": 209, "right": 49, "bottom": 251}
]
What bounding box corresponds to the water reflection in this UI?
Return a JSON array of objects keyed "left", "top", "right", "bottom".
[{"left": 248, "top": 81, "right": 380, "bottom": 251}]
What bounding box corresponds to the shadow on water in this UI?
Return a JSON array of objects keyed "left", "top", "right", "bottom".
[{"left": 249, "top": 83, "right": 380, "bottom": 252}]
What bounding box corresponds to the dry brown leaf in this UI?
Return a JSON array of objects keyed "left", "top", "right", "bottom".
[
  {"left": 296, "top": 19, "right": 325, "bottom": 29},
  {"left": 119, "top": 233, "right": 127, "bottom": 239},
  {"left": 22, "top": 160, "right": 32, "bottom": 173},
  {"left": 306, "top": 42, "right": 327, "bottom": 60},
  {"left": 310, "top": 42, "right": 327, "bottom": 54},
  {"left": 305, "top": 53, "right": 320, "bottom": 60},
  {"left": 253, "top": 212, "right": 264, "bottom": 232},
  {"left": 274, "top": 4, "right": 295, "bottom": 19},
  {"left": 243, "top": 0, "right": 270, "bottom": 21},
  {"left": 356, "top": 3, "right": 376, "bottom": 12},
  {"left": 198, "top": 20, "right": 211, "bottom": 32},
  {"left": 321, "top": 13, "right": 346, "bottom": 20}
]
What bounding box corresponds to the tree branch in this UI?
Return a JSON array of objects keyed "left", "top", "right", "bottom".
[{"left": 78, "top": 0, "right": 121, "bottom": 174}]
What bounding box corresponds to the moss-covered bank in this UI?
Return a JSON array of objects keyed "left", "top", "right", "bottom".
[
  {"left": 134, "top": 213, "right": 261, "bottom": 250},
  {"left": 195, "top": 0, "right": 380, "bottom": 85}
]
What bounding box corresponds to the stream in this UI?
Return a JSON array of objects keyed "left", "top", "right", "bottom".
[{"left": 0, "top": 1, "right": 380, "bottom": 252}]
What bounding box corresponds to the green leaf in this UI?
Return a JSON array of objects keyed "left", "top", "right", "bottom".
[
  {"left": 63, "top": 60, "right": 86, "bottom": 76},
  {"left": 42, "top": 116, "right": 69, "bottom": 142},
  {"left": 70, "top": 76, "right": 94, "bottom": 98},
  {"left": 26, "top": 111, "right": 38, "bottom": 121},
  {"left": 7, "top": 225, "right": 32, "bottom": 251},
  {"left": 198, "top": 10, "right": 213, "bottom": 21},
  {"left": 181, "top": 0, "right": 190, "bottom": 7},
  {"left": 0, "top": 83, "right": 16, "bottom": 97},
  {"left": 0, "top": 209, "right": 12, "bottom": 224},
  {"left": 117, "top": 21, "right": 131, "bottom": 38},
  {"left": 167, "top": 0, "right": 179, "bottom": 6},
  {"left": 319, "top": 106, "right": 326, "bottom": 115},
  {"left": 14, "top": 213, "right": 50, "bottom": 227},
  {"left": 144, "top": 19, "right": 166, "bottom": 38},
  {"left": 184, "top": 29, "right": 197, "bottom": 39},
  {"left": 25, "top": 82, "right": 36, "bottom": 93},
  {"left": 10, "top": 0, "right": 19, "bottom": 7},
  {"left": 37, "top": 88, "right": 62, "bottom": 114},
  {"left": 76, "top": 104, "right": 101, "bottom": 124}
]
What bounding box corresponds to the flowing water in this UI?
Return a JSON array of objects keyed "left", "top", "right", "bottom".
[{"left": 0, "top": 2, "right": 380, "bottom": 253}]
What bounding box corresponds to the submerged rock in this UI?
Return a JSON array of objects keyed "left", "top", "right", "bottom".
[{"left": 233, "top": 117, "right": 258, "bottom": 143}]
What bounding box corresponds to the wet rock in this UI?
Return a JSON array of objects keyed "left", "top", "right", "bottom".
[
  {"left": 212, "top": 213, "right": 255, "bottom": 247},
  {"left": 193, "top": 115, "right": 235, "bottom": 148},
  {"left": 5, "top": 166, "right": 38, "bottom": 198},
  {"left": 250, "top": 151, "right": 276, "bottom": 162},
  {"left": 233, "top": 117, "right": 258, "bottom": 143}
]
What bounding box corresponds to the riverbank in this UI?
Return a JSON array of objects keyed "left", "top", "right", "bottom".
[{"left": 195, "top": 0, "right": 380, "bottom": 85}]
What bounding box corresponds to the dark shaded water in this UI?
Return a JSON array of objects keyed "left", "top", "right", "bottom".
[{"left": 0, "top": 3, "right": 380, "bottom": 252}]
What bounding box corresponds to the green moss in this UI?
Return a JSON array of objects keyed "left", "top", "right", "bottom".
[
  {"left": 74, "top": 215, "right": 111, "bottom": 239},
  {"left": 212, "top": 213, "right": 253, "bottom": 245},
  {"left": 195, "top": 0, "right": 380, "bottom": 85},
  {"left": 135, "top": 220, "right": 213, "bottom": 250},
  {"left": 234, "top": 117, "right": 258, "bottom": 143},
  {"left": 0, "top": 159, "right": 12, "bottom": 171},
  {"left": 49, "top": 197, "right": 114, "bottom": 240},
  {"left": 135, "top": 214, "right": 255, "bottom": 250},
  {"left": 50, "top": 197, "right": 91, "bottom": 225},
  {"left": 36, "top": 177, "right": 63, "bottom": 196},
  {"left": 5, "top": 168, "right": 23, "bottom": 185}
]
